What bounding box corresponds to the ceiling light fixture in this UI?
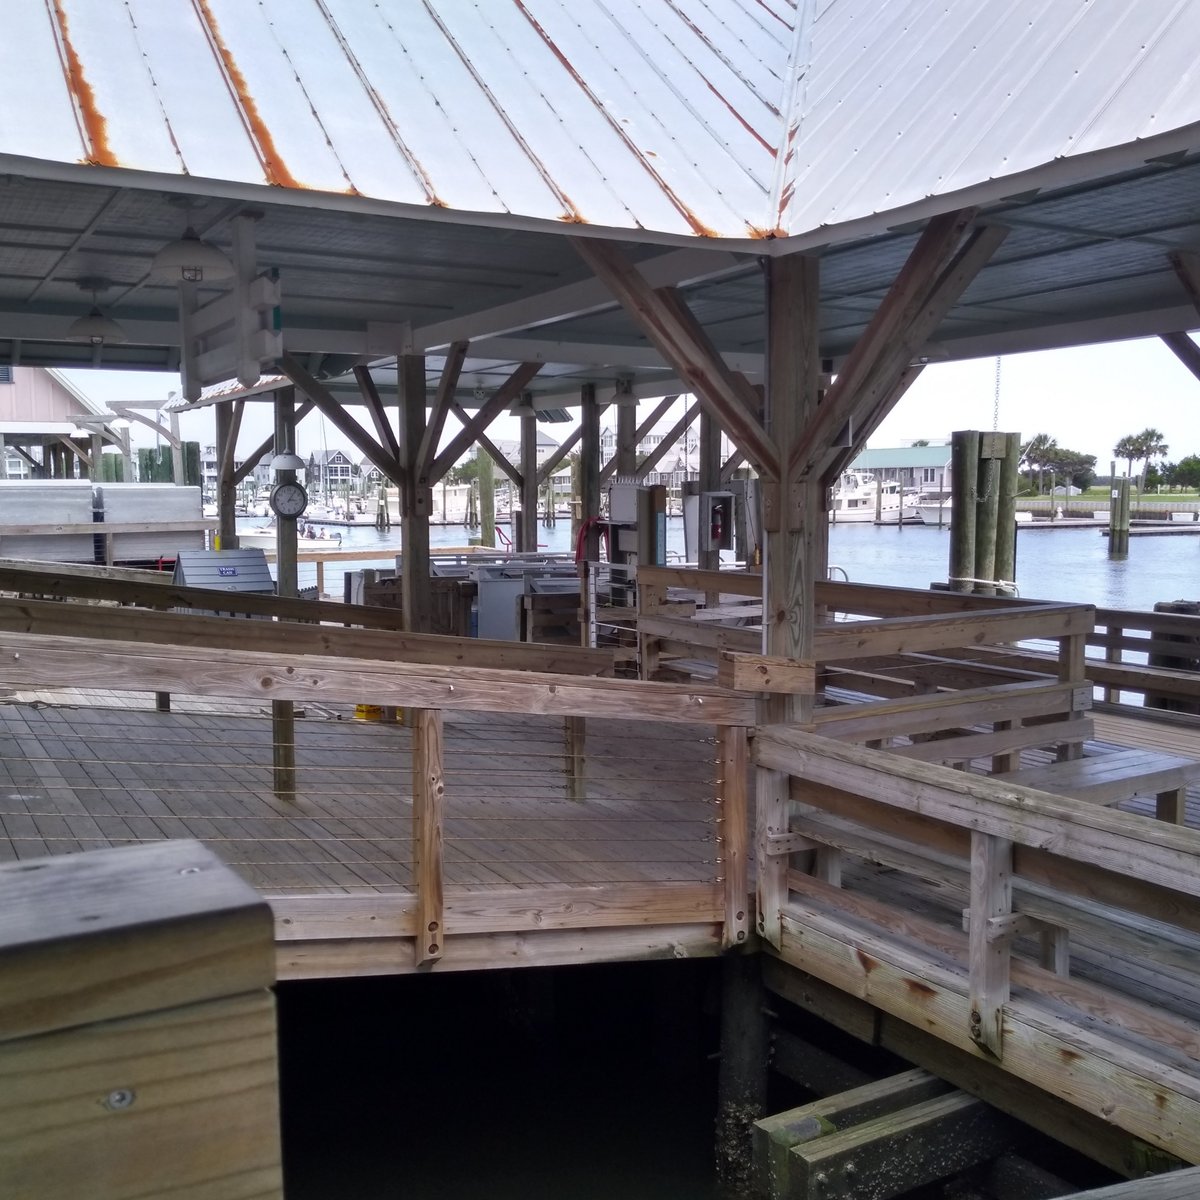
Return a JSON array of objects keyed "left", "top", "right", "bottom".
[
  {"left": 66, "top": 280, "right": 128, "bottom": 346},
  {"left": 150, "top": 226, "right": 235, "bottom": 284},
  {"left": 270, "top": 452, "right": 305, "bottom": 471}
]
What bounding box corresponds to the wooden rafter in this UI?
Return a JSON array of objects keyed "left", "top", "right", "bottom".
[
  {"left": 60, "top": 437, "right": 91, "bottom": 469},
  {"left": 279, "top": 354, "right": 405, "bottom": 487},
  {"left": 416, "top": 339, "right": 468, "bottom": 482},
  {"left": 352, "top": 365, "right": 401, "bottom": 462},
  {"left": 599, "top": 394, "right": 678, "bottom": 485},
  {"left": 627, "top": 402, "right": 700, "bottom": 482},
  {"left": 789, "top": 214, "right": 1009, "bottom": 480},
  {"left": 571, "top": 237, "right": 777, "bottom": 476},
  {"left": 218, "top": 400, "right": 244, "bottom": 479},
  {"left": 720, "top": 449, "right": 745, "bottom": 482},
  {"left": 1161, "top": 331, "right": 1200, "bottom": 384},
  {"left": 1170, "top": 249, "right": 1200, "bottom": 316},
  {"left": 116, "top": 409, "right": 181, "bottom": 450},
  {"left": 821, "top": 364, "right": 926, "bottom": 486},
  {"left": 429, "top": 361, "right": 542, "bottom": 483},
  {"left": 441, "top": 398, "right": 521, "bottom": 487},
  {"left": 233, "top": 398, "right": 315, "bottom": 485},
  {"left": 536, "top": 424, "right": 582, "bottom": 486}
]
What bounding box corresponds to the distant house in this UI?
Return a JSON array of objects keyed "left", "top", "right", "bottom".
[
  {"left": 850, "top": 444, "right": 953, "bottom": 493},
  {"left": 0, "top": 366, "right": 118, "bottom": 479},
  {"left": 307, "top": 448, "right": 356, "bottom": 491}
]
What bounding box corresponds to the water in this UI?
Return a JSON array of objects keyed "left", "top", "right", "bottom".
[{"left": 245, "top": 516, "right": 1199, "bottom": 611}]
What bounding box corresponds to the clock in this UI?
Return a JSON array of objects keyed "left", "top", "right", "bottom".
[{"left": 269, "top": 480, "right": 309, "bottom": 518}]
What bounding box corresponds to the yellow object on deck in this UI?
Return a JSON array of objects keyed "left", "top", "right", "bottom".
[{"left": 354, "top": 703, "right": 404, "bottom": 723}]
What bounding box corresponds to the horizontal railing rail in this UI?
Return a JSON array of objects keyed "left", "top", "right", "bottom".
[{"left": 754, "top": 726, "right": 1200, "bottom": 1162}]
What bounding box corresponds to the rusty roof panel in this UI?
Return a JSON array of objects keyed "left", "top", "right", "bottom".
[{"left": 5, "top": 1, "right": 1200, "bottom": 244}]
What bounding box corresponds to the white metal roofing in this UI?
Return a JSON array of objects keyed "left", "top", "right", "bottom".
[{"left": 5, "top": 0, "right": 1200, "bottom": 245}]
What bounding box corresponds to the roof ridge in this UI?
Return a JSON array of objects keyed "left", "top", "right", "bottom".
[{"left": 766, "top": 0, "right": 818, "bottom": 237}]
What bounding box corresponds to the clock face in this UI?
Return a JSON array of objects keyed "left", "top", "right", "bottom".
[{"left": 270, "top": 481, "right": 308, "bottom": 518}]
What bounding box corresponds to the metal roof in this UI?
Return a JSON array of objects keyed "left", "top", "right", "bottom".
[
  {"left": 6, "top": 0, "right": 1200, "bottom": 245},
  {"left": 0, "top": 0, "right": 1198, "bottom": 393}
]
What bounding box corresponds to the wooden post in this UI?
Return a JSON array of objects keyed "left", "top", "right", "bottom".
[
  {"left": 400, "top": 354, "right": 432, "bottom": 631},
  {"left": 412, "top": 707, "right": 445, "bottom": 967},
  {"left": 478, "top": 445, "right": 495, "bottom": 549},
  {"left": 0, "top": 841, "right": 282, "bottom": 1199},
  {"left": 968, "top": 831, "right": 1012, "bottom": 1059},
  {"left": 520, "top": 404, "right": 538, "bottom": 554},
  {"left": 1110, "top": 475, "right": 1131, "bottom": 557},
  {"left": 699, "top": 408, "right": 722, "bottom": 579},
  {"left": 214, "top": 401, "right": 240, "bottom": 550},
  {"left": 973, "top": 432, "right": 1003, "bottom": 597},
  {"left": 719, "top": 725, "right": 750, "bottom": 948},
  {"left": 949, "top": 430, "right": 979, "bottom": 592},
  {"left": 272, "top": 388, "right": 298, "bottom": 802},
  {"left": 616, "top": 393, "right": 637, "bottom": 475},
  {"left": 578, "top": 382, "right": 601, "bottom": 647},
  {"left": 716, "top": 952, "right": 770, "bottom": 1194},
  {"left": 993, "top": 431, "right": 1021, "bottom": 591},
  {"left": 565, "top": 714, "right": 585, "bottom": 802}
]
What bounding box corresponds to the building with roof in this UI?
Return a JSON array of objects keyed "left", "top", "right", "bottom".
[{"left": 849, "top": 444, "right": 954, "bottom": 493}]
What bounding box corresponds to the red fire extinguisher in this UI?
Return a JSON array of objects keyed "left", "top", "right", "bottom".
[{"left": 710, "top": 503, "right": 723, "bottom": 545}]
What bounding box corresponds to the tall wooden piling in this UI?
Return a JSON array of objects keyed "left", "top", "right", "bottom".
[
  {"left": 949, "top": 431, "right": 979, "bottom": 592},
  {"left": 993, "top": 432, "right": 1021, "bottom": 589},
  {"left": 972, "top": 434, "right": 1004, "bottom": 598},
  {"left": 478, "top": 447, "right": 495, "bottom": 548},
  {"left": 1110, "top": 476, "right": 1131, "bottom": 556}
]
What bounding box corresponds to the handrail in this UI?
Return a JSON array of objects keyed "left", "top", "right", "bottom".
[{"left": 752, "top": 726, "right": 1200, "bottom": 1161}]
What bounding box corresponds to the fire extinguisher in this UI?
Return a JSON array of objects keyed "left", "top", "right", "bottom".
[{"left": 710, "top": 503, "right": 723, "bottom": 545}]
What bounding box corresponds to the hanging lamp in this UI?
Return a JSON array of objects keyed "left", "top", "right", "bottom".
[
  {"left": 150, "top": 226, "right": 235, "bottom": 284},
  {"left": 66, "top": 281, "right": 128, "bottom": 345}
]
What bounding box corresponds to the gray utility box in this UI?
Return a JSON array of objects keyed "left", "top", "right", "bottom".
[
  {"left": 0, "top": 479, "right": 95, "bottom": 562},
  {"left": 473, "top": 561, "right": 579, "bottom": 641},
  {"left": 98, "top": 484, "right": 205, "bottom": 562},
  {"left": 172, "top": 549, "right": 275, "bottom": 617}
]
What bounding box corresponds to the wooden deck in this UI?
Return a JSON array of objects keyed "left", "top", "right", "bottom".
[{"left": 0, "top": 691, "right": 731, "bottom": 978}]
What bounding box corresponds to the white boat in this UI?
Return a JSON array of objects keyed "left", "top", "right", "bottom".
[
  {"left": 913, "top": 498, "right": 1034, "bottom": 526},
  {"left": 828, "top": 471, "right": 904, "bottom": 523},
  {"left": 238, "top": 524, "right": 278, "bottom": 550}
]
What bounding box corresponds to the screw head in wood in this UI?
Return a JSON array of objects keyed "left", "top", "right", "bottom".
[{"left": 104, "top": 1088, "right": 136, "bottom": 1111}]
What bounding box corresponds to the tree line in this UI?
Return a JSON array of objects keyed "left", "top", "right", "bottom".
[{"left": 1020, "top": 427, "right": 1197, "bottom": 493}]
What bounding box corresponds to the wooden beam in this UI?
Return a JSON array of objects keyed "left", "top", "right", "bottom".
[
  {"left": 280, "top": 354, "right": 404, "bottom": 487},
  {"left": 821, "top": 364, "right": 925, "bottom": 486},
  {"left": 0, "top": 627, "right": 759, "bottom": 724},
  {"left": 606, "top": 400, "right": 700, "bottom": 485},
  {"left": 352, "top": 364, "right": 401, "bottom": 462},
  {"left": 1161, "top": 330, "right": 1200, "bottom": 384},
  {"left": 415, "top": 339, "right": 468, "bottom": 481},
  {"left": 429, "top": 361, "right": 543, "bottom": 482},
  {"left": 232, "top": 399, "right": 315, "bottom": 485},
  {"left": 580, "top": 382, "right": 601, "bottom": 561},
  {"left": 968, "top": 832, "right": 1012, "bottom": 1058},
  {"left": 446, "top": 398, "right": 522, "bottom": 487},
  {"left": 412, "top": 708, "right": 445, "bottom": 966},
  {"left": 572, "top": 237, "right": 778, "bottom": 475},
  {"left": 0, "top": 594, "right": 615, "bottom": 676},
  {"left": 537, "top": 423, "right": 582, "bottom": 486},
  {"left": 720, "top": 725, "right": 751, "bottom": 948},
  {"left": 598, "top": 393, "right": 679, "bottom": 485}
]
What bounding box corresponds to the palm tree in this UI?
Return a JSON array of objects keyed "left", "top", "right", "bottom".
[
  {"left": 1020, "top": 433, "right": 1058, "bottom": 493},
  {"left": 1114, "top": 428, "right": 1170, "bottom": 493}
]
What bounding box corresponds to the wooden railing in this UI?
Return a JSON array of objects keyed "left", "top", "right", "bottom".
[
  {"left": 753, "top": 727, "right": 1200, "bottom": 1163},
  {"left": 0, "top": 614, "right": 756, "bottom": 974}
]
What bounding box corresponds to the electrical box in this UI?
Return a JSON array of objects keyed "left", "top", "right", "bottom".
[
  {"left": 606, "top": 477, "right": 640, "bottom": 525},
  {"left": 698, "top": 491, "right": 734, "bottom": 553}
]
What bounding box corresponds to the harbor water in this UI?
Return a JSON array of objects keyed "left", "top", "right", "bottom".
[{"left": 244, "top": 516, "right": 1198, "bottom": 611}]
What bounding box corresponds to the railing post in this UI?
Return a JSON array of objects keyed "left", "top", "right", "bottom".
[
  {"left": 969, "top": 831, "right": 1012, "bottom": 1058},
  {"left": 412, "top": 707, "right": 445, "bottom": 967},
  {"left": 564, "top": 715, "right": 585, "bottom": 802},
  {"left": 719, "top": 725, "right": 750, "bottom": 948},
  {"left": 1057, "top": 630, "right": 1088, "bottom": 760}
]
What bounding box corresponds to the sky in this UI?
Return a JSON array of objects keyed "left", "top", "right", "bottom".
[{"left": 59, "top": 332, "right": 1200, "bottom": 471}]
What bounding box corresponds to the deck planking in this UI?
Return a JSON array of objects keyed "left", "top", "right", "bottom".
[{"left": 0, "top": 696, "right": 720, "bottom": 900}]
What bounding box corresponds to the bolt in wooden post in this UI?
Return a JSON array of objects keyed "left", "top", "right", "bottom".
[{"left": 412, "top": 708, "right": 445, "bottom": 967}]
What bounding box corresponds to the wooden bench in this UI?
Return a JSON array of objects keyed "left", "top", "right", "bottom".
[{"left": 998, "top": 748, "right": 1200, "bottom": 824}]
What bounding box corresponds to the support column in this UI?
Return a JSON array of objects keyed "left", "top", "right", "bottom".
[
  {"left": 90, "top": 434, "right": 104, "bottom": 483},
  {"left": 616, "top": 395, "right": 637, "bottom": 475},
  {"left": 698, "top": 409, "right": 722, "bottom": 573},
  {"left": 272, "top": 387, "right": 298, "bottom": 801},
  {"left": 519, "top": 403, "right": 538, "bottom": 553},
  {"left": 0, "top": 436, "right": 6, "bottom": 480},
  {"left": 169, "top": 412, "right": 185, "bottom": 486},
  {"left": 580, "top": 383, "right": 601, "bottom": 562},
  {"left": 215, "top": 402, "right": 239, "bottom": 550},
  {"left": 399, "top": 354, "right": 431, "bottom": 632}
]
